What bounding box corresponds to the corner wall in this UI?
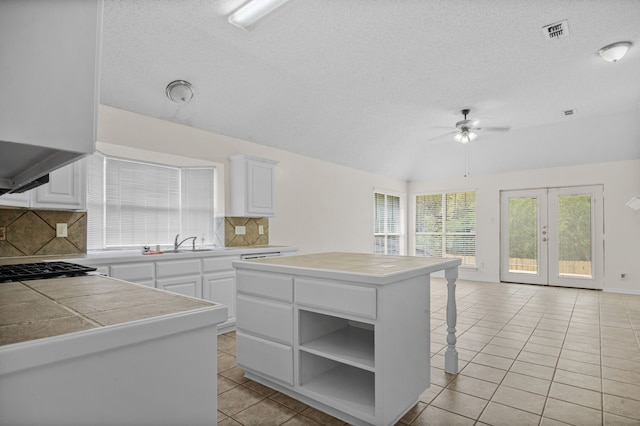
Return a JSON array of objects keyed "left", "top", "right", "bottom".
[{"left": 409, "top": 159, "right": 640, "bottom": 294}]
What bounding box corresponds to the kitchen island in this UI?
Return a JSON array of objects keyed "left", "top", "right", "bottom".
[
  {"left": 0, "top": 274, "right": 227, "bottom": 426},
  {"left": 233, "top": 252, "right": 461, "bottom": 426}
]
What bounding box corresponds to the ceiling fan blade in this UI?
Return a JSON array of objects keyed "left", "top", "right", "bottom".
[
  {"left": 425, "top": 131, "right": 456, "bottom": 142},
  {"left": 477, "top": 126, "right": 511, "bottom": 132}
]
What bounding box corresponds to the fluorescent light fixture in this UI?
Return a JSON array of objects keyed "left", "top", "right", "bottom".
[
  {"left": 454, "top": 131, "right": 477, "bottom": 144},
  {"left": 598, "top": 41, "right": 632, "bottom": 62},
  {"left": 228, "top": 0, "right": 292, "bottom": 30}
]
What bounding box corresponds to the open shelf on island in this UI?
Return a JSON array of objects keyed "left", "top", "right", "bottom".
[
  {"left": 299, "top": 310, "right": 374, "bottom": 370},
  {"left": 299, "top": 351, "right": 375, "bottom": 417}
]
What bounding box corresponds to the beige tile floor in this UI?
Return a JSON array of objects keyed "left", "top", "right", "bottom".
[{"left": 217, "top": 278, "right": 640, "bottom": 425}]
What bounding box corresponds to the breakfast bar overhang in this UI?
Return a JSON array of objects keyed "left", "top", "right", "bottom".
[{"left": 233, "top": 252, "right": 461, "bottom": 426}]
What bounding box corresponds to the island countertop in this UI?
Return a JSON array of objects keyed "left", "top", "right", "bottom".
[{"left": 233, "top": 251, "right": 461, "bottom": 284}]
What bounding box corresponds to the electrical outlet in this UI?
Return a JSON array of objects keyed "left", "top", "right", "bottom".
[
  {"left": 259, "top": 225, "right": 264, "bottom": 235},
  {"left": 235, "top": 226, "right": 246, "bottom": 235},
  {"left": 0, "top": 226, "right": 5, "bottom": 241},
  {"left": 56, "top": 223, "right": 68, "bottom": 238}
]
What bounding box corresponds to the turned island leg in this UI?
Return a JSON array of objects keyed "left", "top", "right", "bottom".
[{"left": 444, "top": 267, "right": 458, "bottom": 374}]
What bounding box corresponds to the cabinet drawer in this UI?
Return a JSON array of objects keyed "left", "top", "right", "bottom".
[
  {"left": 236, "top": 332, "right": 293, "bottom": 385},
  {"left": 156, "top": 259, "right": 201, "bottom": 278},
  {"left": 202, "top": 255, "right": 240, "bottom": 273},
  {"left": 236, "top": 295, "right": 293, "bottom": 344},
  {"left": 296, "top": 278, "right": 377, "bottom": 319},
  {"left": 236, "top": 270, "right": 293, "bottom": 302},
  {"left": 110, "top": 262, "right": 154, "bottom": 282}
]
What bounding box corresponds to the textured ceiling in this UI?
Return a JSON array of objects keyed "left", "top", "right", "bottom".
[{"left": 99, "top": 0, "right": 640, "bottom": 181}]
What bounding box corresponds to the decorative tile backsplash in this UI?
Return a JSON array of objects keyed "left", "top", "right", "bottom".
[
  {"left": 0, "top": 208, "right": 87, "bottom": 257},
  {"left": 224, "top": 217, "right": 269, "bottom": 247}
]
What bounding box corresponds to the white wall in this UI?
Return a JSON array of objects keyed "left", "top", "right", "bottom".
[
  {"left": 409, "top": 159, "right": 640, "bottom": 294},
  {"left": 97, "top": 105, "right": 407, "bottom": 255}
]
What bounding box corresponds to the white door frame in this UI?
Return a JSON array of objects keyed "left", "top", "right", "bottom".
[{"left": 500, "top": 186, "right": 604, "bottom": 289}]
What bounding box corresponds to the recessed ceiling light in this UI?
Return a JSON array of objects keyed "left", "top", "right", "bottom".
[{"left": 598, "top": 41, "right": 632, "bottom": 62}]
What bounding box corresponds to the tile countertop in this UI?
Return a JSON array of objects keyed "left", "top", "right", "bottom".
[
  {"left": 0, "top": 245, "right": 298, "bottom": 266},
  {"left": 233, "top": 251, "right": 461, "bottom": 284},
  {"left": 0, "top": 274, "right": 216, "bottom": 346}
]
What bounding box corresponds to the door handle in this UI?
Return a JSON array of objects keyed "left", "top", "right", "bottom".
[{"left": 542, "top": 238, "right": 548, "bottom": 242}]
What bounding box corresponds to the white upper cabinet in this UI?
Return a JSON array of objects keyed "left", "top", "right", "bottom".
[
  {"left": 0, "top": 160, "right": 87, "bottom": 210},
  {"left": 33, "top": 160, "right": 87, "bottom": 210},
  {"left": 230, "top": 155, "right": 278, "bottom": 217}
]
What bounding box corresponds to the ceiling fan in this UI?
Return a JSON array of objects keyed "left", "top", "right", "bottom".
[{"left": 446, "top": 108, "right": 510, "bottom": 144}]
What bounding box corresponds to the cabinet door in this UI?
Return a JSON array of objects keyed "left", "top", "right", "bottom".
[
  {"left": 246, "top": 158, "right": 276, "bottom": 216},
  {"left": 33, "top": 160, "right": 86, "bottom": 210},
  {"left": 157, "top": 275, "right": 202, "bottom": 299},
  {"left": 230, "top": 155, "right": 277, "bottom": 217},
  {"left": 203, "top": 272, "right": 236, "bottom": 323}
]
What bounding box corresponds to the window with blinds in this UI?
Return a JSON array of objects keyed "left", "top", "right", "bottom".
[
  {"left": 415, "top": 191, "right": 476, "bottom": 265},
  {"left": 374, "top": 192, "right": 402, "bottom": 255},
  {"left": 87, "top": 152, "right": 214, "bottom": 250}
]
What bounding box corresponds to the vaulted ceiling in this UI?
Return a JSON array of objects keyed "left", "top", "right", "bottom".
[{"left": 99, "top": 0, "right": 640, "bottom": 181}]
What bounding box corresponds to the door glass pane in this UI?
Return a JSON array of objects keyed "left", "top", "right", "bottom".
[
  {"left": 557, "top": 195, "right": 592, "bottom": 278},
  {"left": 508, "top": 198, "right": 538, "bottom": 274}
]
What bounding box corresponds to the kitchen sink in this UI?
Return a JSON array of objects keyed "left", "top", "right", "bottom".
[{"left": 164, "top": 248, "right": 231, "bottom": 253}]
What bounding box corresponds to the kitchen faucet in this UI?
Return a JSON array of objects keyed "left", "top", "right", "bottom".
[{"left": 174, "top": 234, "right": 197, "bottom": 250}]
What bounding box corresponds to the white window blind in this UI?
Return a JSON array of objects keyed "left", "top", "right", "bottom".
[
  {"left": 415, "top": 191, "right": 476, "bottom": 265},
  {"left": 87, "top": 153, "right": 215, "bottom": 250},
  {"left": 181, "top": 167, "right": 214, "bottom": 246},
  {"left": 374, "top": 192, "right": 401, "bottom": 255}
]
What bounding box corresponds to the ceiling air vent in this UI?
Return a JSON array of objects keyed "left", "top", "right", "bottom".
[{"left": 543, "top": 20, "right": 569, "bottom": 40}]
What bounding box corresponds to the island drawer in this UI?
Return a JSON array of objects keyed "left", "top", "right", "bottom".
[
  {"left": 236, "top": 295, "right": 293, "bottom": 344},
  {"left": 236, "top": 270, "right": 293, "bottom": 302},
  {"left": 236, "top": 332, "right": 293, "bottom": 385},
  {"left": 295, "top": 278, "right": 377, "bottom": 319}
]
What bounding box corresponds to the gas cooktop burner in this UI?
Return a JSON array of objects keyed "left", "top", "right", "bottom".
[{"left": 0, "top": 261, "right": 97, "bottom": 283}]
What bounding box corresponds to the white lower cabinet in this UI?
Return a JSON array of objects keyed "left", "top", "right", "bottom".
[
  {"left": 202, "top": 255, "right": 240, "bottom": 331},
  {"left": 203, "top": 273, "right": 236, "bottom": 330},
  {"left": 234, "top": 267, "right": 430, "bottom": 426},
  {"left": 236, "top": 332, "right": 293, "bottom": 385},
  {"left": 156, "top": 258, "right": 202, "bottom": 298},
  {"left": 156, "top": 275, "right": 202, "bottom": 298}
]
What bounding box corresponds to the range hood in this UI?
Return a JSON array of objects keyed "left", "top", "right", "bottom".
[
  {"left": 0, "top": 0, "right": 102, "bottom": 196},
  {"left": 0, "top": 141, "right": 87, "bottom": 195}
]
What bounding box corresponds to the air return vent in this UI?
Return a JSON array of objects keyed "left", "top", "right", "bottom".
[{"left": 543, "top": 20, "right": 569, "bottom": 40}]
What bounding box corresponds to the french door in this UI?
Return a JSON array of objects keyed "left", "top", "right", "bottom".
[{"left": 500, "top": 186, "right": 603, "bottom": 289}]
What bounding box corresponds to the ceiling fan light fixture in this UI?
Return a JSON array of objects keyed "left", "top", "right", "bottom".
[
  {"left": 228, "top": 0, "right": 292, "bottom": 30},
  {"left": 598, "top": 41, "right": 632, "bottom": 62},
  {"left": 166, "top": 80, "right": 194, "bottom": 103},
  {"left": 454, "top": 130, "right": 477, "bottom": 144}
]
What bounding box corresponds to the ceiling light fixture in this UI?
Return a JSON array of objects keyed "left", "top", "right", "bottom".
[
  {"left": 166, "top": 80, "right": 194, "bottom": 103},
  {"left": 598, "top": 41, "right": 632, "bottom": 62},
  {"left": 454, "top": 130, "right": 477, "bottom": 144},
  {"left": 228, "top": 0, "right": 292, "bottom": 30}
]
